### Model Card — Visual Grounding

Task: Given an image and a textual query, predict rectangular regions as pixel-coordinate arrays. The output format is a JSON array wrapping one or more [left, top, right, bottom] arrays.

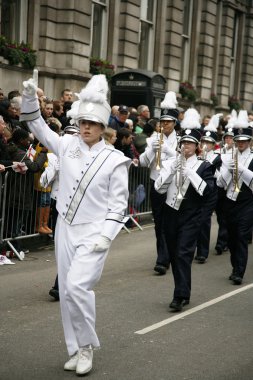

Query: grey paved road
[[0, 217, 253, 380]]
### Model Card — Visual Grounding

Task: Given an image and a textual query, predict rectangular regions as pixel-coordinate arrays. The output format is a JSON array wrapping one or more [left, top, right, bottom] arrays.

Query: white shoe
[[64, 352, 78, 371], [76, 346, 93, 375]]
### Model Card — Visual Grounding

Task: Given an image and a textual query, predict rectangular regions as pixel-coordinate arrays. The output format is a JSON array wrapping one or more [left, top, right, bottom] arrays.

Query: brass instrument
[[176, 144, 186, 200], [201, 143, 207, 160], [232, 145, 240, 193], [155, 127, 164, 171]]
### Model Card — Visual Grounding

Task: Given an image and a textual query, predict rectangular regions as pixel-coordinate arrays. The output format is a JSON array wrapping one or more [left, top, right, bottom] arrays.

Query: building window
[[181, 0, 193, 81], [0, 0, 28, 42], [139, 0, 156, 70], [91, 0, 108, 59]]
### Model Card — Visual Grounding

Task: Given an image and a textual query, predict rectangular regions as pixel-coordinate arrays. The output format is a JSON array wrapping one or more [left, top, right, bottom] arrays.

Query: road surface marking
[[135, 283, 253, 335]]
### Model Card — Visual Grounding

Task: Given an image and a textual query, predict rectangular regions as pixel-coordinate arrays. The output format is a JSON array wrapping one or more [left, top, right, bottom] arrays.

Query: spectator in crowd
[[200, 114, 211, 133], [41, 98, 54, 122], [60, 88, 73, 104], [133, 121, 155, 155], [103, 127, 117, 147], [6, 128, 48, 252], [109, 105, 129, 131], [125, 118, 134, 132], [175, 107, 184, 134], [108, 105, 119, 125], [8, 90, 21, 100], [114, 127, 136, 160], [0, 115, 14, 167], [135, 105, 150, 134], [147, 118, 160, 134]]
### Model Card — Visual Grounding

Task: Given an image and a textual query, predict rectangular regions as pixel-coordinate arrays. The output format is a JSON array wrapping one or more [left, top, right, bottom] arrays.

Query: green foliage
[[90, 57, 115, 81], [0, 35, 37, 69]]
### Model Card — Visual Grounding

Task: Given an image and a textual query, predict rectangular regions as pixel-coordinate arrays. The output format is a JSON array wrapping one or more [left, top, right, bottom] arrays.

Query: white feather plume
[[160, 91, 178, 109], [204, 113, 223, 132], [67, 100, 80, 124], [78, 74, 109, 104], [234, 110, 248, 129], [226, 109, 237, 129], [181, 108, 201, 130]]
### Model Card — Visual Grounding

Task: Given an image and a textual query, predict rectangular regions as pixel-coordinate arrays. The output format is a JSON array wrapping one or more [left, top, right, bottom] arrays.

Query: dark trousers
[[225, 199, 253, 277], [163, 204, 202, 300], [196, 191, 217, 258], [215, 196, 228, 251], [150, 180, 170, 267]]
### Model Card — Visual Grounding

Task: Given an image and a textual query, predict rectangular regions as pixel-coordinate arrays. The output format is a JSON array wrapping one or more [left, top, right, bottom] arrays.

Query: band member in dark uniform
[[217, 110, 253, 285], [155, 108, 214, 311], [195, 114, 222, 263], [215, 111, 236, 255], [140, 92, 178, 275]]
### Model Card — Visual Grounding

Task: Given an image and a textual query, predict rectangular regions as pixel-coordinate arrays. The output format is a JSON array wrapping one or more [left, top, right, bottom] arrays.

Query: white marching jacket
[[20, 94, 131, 240]]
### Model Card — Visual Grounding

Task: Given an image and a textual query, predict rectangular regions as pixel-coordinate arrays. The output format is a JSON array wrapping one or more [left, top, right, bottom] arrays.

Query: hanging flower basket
[[179, 81, 197, 102], [0, 35, 37, 69], [228, 95, 241, 111], [90, 57, 115, 81]]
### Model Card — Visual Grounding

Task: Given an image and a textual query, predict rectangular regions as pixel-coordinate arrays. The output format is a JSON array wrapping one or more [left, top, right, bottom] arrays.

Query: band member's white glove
[[23, 69, 38, 96], [93, 236, 111, 252], [224, 158, 235, 172], [171, 157, 181, 174], [161, 145, 176, 157], [237, 163, 245, 174], [151, 140, 160, 152]]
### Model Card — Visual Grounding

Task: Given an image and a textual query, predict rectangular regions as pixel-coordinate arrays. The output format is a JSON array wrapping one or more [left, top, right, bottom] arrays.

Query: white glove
[[237, 163, 244, 174], [161, 145, 176, 157], [152, 140, 160, 152], [171, 157, 181, 174], [23, 69, 38, 96], [93, 236, 111, 252], [182, 166, 194, 178], [224, 158, 235, 173]]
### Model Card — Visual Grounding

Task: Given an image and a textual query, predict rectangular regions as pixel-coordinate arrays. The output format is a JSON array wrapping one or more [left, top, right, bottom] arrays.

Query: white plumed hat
[[181, 108, 201, 130], [160, 91, 179, 121], [67, 74, 111, 128], [180, 108, 201, 143]]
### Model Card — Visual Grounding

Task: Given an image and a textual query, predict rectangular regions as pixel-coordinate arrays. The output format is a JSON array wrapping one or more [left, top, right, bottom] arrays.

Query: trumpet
[[155, 127, 164, 171], [176, 144, 186, 200], [232, 145, 240, 193]]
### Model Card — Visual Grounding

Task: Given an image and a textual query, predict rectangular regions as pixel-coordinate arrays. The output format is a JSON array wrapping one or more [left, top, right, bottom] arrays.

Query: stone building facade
[[0, 0, 252, 116]]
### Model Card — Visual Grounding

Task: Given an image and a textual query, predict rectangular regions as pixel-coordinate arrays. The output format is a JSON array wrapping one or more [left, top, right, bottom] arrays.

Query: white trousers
[[55, 216, 108, 356]]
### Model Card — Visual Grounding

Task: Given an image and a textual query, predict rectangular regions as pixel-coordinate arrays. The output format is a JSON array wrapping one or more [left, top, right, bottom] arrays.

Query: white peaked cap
[[204, 113, 223, 132], [160, 91, 178, 109], [234, 110, 248, 129], [68, 74, 111, 128], [181, 108, 201, 130], [226, 109, 237, 129]]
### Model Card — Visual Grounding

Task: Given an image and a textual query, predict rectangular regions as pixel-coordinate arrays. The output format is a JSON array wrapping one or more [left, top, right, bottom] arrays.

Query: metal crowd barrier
[[0, 165, 152, 260]]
